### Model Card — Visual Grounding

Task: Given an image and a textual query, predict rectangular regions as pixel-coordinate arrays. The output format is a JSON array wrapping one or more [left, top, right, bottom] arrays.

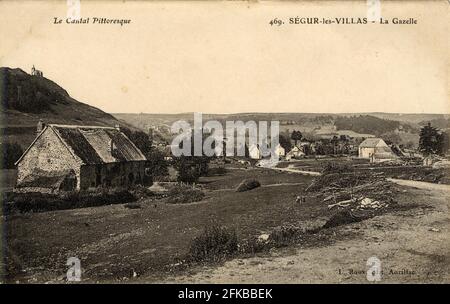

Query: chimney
[[114, 124, 120, 131], [36, 119, 45, 134]]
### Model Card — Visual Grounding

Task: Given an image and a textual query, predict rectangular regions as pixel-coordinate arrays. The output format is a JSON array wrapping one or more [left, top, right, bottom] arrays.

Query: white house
[[286, 146, 305, 160], [358, 138, 396, 162], [274, 144, 285, 158], [248, 144, 261, 159]]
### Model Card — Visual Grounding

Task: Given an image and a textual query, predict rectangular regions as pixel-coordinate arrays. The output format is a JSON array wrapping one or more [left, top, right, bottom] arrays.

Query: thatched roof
[[359, 138, 384, 148], [51, 125, 147, 164], [16, 124, 147, 166]]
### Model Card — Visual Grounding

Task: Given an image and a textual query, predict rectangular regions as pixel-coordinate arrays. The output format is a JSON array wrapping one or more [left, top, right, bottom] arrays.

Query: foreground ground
[[164, 181, 450, 283], [2, 161, 449, 283], [3, 167, 324, 282]]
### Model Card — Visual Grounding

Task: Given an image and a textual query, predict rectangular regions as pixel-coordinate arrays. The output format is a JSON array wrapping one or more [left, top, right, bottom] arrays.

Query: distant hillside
[[0, 67, 133, 149], [114, 112, 427, 147], [335, 115, 417, 134], [418, 118, 450, 130], [355, 112, 450, 124], [114, 112, 450, 127]]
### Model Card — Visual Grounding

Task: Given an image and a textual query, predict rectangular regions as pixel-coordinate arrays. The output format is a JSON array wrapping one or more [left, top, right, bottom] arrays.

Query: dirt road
[[387, 178, 450, 192], [272, 166, 321, 176], [163, 184, 450, 283]]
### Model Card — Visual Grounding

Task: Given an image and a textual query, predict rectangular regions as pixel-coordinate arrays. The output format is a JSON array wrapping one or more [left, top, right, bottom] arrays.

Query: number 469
[[269, 18, 283, 26]]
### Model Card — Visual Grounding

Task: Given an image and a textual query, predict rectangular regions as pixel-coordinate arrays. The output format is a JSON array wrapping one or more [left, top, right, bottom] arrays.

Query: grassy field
[[2, 159, 440, 283], [3, 167, 335, 283]]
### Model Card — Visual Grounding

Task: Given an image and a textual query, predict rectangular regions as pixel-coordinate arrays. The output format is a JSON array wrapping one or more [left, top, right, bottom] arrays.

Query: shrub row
[[3, 187, 140, 214], [166, 184, 205, 204], [188, 223, 320, 263]]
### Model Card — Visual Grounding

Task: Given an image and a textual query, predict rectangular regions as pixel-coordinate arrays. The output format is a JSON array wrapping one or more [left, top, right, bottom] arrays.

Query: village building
[[248, 144, 261, 159], [31, 65, 43, 77], [358, 138, 397, 162], [274, 143, 285, 158], [14, 122, 149, 193], [286, 146, 305, 160]]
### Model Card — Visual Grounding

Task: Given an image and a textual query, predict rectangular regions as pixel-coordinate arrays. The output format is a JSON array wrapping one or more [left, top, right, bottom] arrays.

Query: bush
[[306, 172, 369, 193], [189, 225, 238, 262], [130, 185, 155, 199], [323, 209, 368, 228], [238, 237, 267, 255], [321, 161, 353, 174], [4, 187, 138, 214], [166, 184, 205, 204], [207, 167, 227, 176], [178, 166, 201, 184], [236, 179, 261, 192], [124, 203, 141, 209], [269, 225, 303, 247], [173, 156, 210, 184], [145, 149, 169, 180], [173, 157, 201, 184]]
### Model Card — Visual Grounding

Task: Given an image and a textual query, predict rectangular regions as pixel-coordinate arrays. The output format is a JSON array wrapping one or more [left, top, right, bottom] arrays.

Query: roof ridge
[[49, 124, 117, 130]]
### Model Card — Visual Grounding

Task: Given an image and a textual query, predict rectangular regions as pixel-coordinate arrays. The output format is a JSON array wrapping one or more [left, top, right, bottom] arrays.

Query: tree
[[122, 127, 169, 182], [291, 130, 303, 146], [419, 123, 440, 155], [145, 149, 169, 180], [122, 128, 153, 156], [331, 136, 339, 155], [172, 131, 211, 184], [279, 134, 292, 153], [172, 155, 209, 184], [173, 156, 200, 184], [405, 141, 416, 150], [1, 142, 23, 169], [437, 131, 450, 156], [382, 131, 402, 146], [339, 135, 349, 142]]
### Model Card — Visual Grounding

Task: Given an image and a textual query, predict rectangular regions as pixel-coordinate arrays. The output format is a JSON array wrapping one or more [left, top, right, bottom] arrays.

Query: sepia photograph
[[0, 0, 449, 294]]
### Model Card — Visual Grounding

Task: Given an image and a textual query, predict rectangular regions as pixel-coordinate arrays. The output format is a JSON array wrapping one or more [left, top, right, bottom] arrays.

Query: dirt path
[[387, 178, 450, 192], [271, 167, 450, 192], [272, 166, 321, 176], [163, 185, 450, 283]]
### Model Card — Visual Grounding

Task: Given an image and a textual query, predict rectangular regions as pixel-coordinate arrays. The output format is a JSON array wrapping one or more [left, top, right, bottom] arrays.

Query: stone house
[[248, 144, 261, 159], [274, 143, 285, 158], [358, 138, 396, 162], [286, 146, 305, 160], [15, 122, 149, 193]]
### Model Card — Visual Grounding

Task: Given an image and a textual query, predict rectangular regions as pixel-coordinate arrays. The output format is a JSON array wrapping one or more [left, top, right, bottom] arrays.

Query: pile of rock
[[354, 197, 388, 211], [328, 197, 389, 211]]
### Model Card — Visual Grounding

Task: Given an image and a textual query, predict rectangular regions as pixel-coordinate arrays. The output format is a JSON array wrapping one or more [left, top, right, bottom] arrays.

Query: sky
[[0, 1, 448, 114]]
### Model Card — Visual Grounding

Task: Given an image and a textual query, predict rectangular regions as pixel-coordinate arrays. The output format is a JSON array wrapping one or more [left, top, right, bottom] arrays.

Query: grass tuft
[[189, 224, 238, 262]]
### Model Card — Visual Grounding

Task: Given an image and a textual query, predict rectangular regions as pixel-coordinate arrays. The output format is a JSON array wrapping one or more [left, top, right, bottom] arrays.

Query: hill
[[114, 112, 427, 147], [0, 67, 134, 149]]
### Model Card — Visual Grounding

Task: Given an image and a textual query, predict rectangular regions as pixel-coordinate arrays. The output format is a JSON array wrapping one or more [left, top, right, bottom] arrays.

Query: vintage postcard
[[0, 0, 449, 291]]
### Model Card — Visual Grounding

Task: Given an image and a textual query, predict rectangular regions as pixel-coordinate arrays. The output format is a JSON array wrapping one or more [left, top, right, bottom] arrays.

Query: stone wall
[[359, 147, 375, 158], [79, 161, 149, 190], [16, 127, 82, 187], [16, 127, 150, 191]]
